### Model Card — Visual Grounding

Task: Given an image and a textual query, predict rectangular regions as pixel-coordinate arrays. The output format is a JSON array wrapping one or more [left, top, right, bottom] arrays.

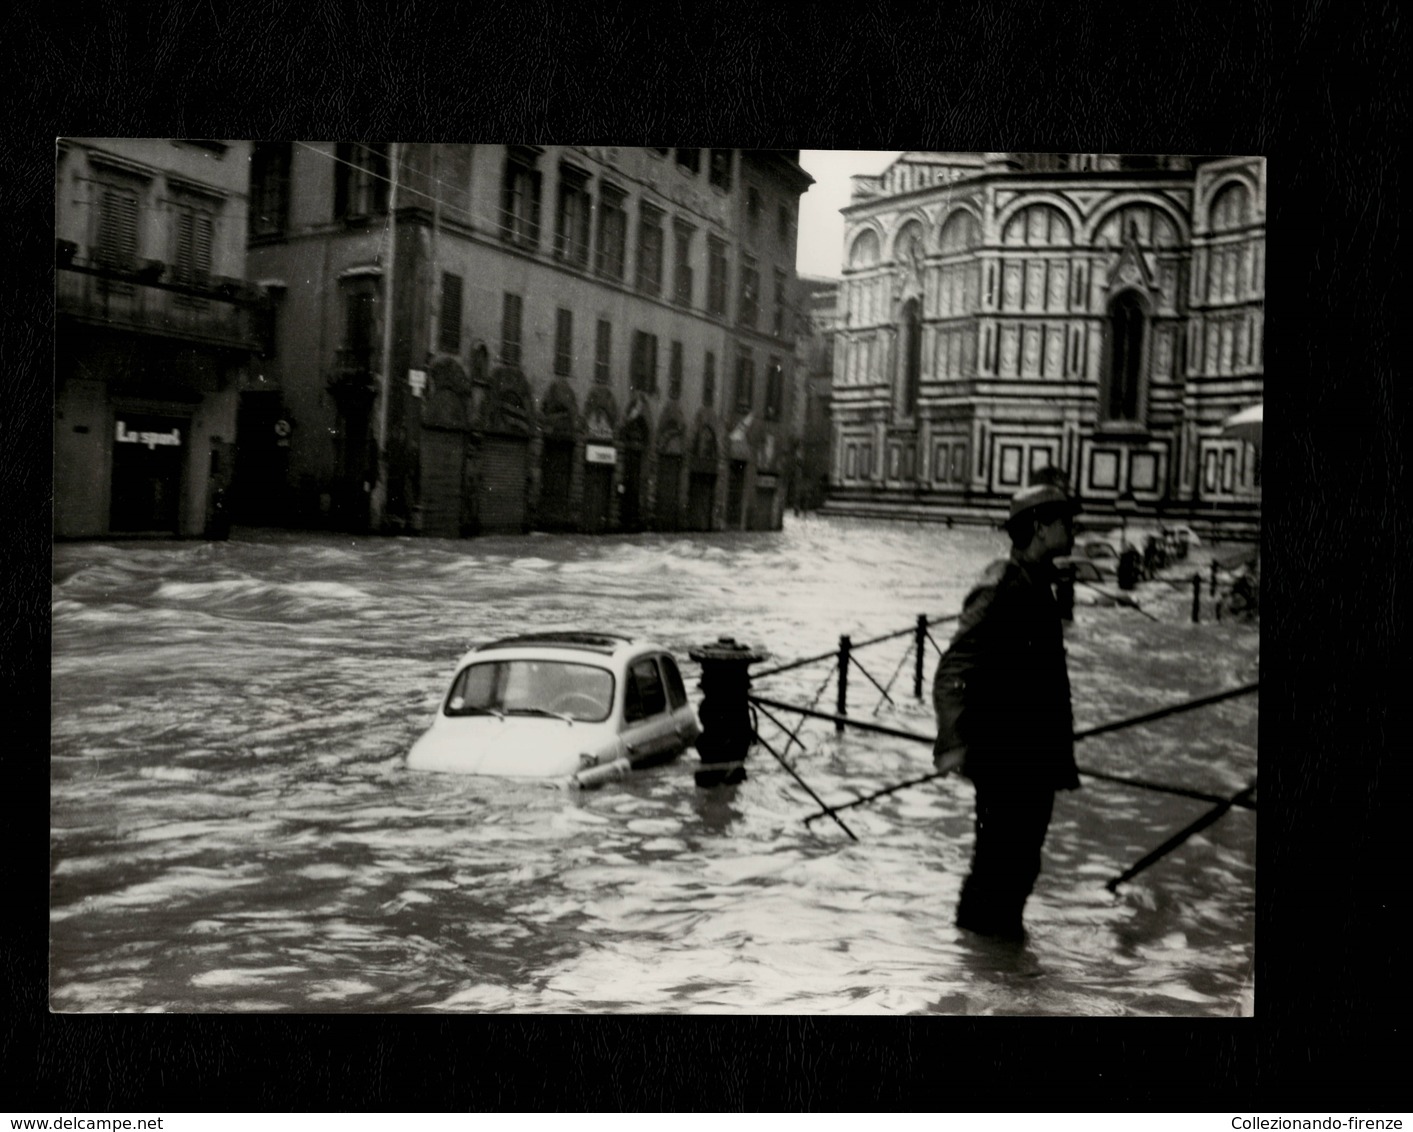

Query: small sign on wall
[[585, 444, 616, 465]]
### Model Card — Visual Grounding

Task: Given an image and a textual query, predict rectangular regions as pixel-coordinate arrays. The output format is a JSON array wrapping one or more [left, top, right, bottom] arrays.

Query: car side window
[[624, 657, 668, 723], [660, 654, 688, 710]]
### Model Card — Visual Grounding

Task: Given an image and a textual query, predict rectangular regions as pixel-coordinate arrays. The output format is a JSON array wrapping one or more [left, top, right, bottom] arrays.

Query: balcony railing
[[56, 257, 264, 351]]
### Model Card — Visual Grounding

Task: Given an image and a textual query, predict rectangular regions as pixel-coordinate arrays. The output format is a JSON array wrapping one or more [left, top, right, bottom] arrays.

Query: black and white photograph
[[49, 143, 1264, 1016]]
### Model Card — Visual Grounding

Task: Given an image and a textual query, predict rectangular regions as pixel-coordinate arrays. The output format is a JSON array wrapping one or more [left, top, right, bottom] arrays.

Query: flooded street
[[50, 515, 1258, 1015]]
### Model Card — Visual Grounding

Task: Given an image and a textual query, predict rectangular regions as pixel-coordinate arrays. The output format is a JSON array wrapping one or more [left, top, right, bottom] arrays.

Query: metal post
[[689, 637, 768, 788], [370, 140, 400, 532], [914, 615, 927, 700], [1192, 573, 1201, 623], [836, 634, 851, 733]]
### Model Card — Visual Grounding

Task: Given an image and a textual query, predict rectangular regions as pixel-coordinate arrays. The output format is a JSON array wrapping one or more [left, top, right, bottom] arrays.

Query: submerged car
[[406, 632, 701, 786]]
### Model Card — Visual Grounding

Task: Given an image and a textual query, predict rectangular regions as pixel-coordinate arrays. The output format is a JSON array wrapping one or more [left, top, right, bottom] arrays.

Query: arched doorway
[[537, 381, 578, 531], [687, 425, 718, 531], [655, 417, 686, 531], [620, 415, 650, 532], [475, 367, 532, 534]]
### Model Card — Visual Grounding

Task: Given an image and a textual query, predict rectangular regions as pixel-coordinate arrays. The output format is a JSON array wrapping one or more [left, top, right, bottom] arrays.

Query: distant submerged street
[[51, 514, 1258, 1015]]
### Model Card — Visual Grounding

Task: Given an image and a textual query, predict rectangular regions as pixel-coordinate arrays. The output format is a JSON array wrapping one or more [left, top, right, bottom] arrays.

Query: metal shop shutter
[[478, 436, 528, 534], [420, 428, 465, 538]]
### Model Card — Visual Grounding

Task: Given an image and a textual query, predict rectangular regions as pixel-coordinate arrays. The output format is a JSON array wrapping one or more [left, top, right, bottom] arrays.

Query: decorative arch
[[1000, 202, 1074, 247], [539, 378, 579, 440], [691, 420, 719, 471], [656, 403, 688, 454], [475, 366, 533, 435], [995, 195, 1081, 245], [937, 207, 982, 255], [583, 384, 619, 441], [847, 226, 882, 270], [424, 357, 472, 430], [887, 213, 929, 262], [1199, 172, 1261, 231], [1084, 194, 1190, 246], [1208, 179, 1254, 232]]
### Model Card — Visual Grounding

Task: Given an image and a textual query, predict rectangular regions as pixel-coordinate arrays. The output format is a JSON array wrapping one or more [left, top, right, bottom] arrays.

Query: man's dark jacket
[[933, 556, 1081, 791]]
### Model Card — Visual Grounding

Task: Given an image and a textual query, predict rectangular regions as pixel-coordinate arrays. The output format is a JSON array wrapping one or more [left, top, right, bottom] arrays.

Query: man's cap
[[1007, 483, 1079, 523]]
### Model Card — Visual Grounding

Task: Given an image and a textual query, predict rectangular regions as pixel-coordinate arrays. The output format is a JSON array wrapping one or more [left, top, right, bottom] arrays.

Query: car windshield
[[444, 659, 615, 723]]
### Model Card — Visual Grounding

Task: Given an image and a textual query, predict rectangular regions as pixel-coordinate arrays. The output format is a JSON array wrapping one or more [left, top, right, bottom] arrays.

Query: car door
[[620, 654, 681, 765]]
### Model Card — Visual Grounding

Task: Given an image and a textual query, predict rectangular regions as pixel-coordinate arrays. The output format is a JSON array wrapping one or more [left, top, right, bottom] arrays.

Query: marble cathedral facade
[[823, 152, 1265, 537]]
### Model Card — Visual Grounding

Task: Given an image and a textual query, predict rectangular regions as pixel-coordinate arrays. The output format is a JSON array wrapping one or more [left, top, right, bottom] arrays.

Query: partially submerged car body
[[406, 632, 700, 785]]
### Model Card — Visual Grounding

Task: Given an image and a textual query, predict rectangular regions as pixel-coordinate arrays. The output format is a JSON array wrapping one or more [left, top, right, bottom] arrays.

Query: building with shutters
[[54, 139, 264, 539], [822, 152, 1265, 538], [241, 144, 813, 536]]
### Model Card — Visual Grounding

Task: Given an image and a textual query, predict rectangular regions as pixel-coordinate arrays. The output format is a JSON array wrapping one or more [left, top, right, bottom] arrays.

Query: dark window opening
[[501, 291, 523, 368], [706, 235, 728, 317], [499, 147, 542, 249], [594, 319, 612, 383], [1105, 292, 1145, 421], [901, 297, 922, 416], [554, 307, 573, 377], [630, 330, 659, 394], [675, 148, 701, 173], [709, 149, 733, 191], [334, 143, 389, 221], [249, 142, 291, 240], [703, 351, 716, 405], [669, 340, 684, 400], [764, 359, 783, 421], [596, 184, 627, 281], [636, 204, 664, 295], [438, 273, 463, 354], [673, 220, 695, 306], [555, 165, 592, 268], [735, 349, 754, 413], [738, 255, 759, 329]]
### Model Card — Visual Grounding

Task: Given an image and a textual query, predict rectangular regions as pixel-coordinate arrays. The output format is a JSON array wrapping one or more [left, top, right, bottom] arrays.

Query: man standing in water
[[933, 482, 1082, 941]]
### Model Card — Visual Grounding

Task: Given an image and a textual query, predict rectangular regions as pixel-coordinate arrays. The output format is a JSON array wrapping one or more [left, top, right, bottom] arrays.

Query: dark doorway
[[110, 412, 187, 533], [583, 462, 614, 533], [726, 460, 748, 528], [655, 454, 682, 530], [233, 391, 290, 525], [538, 439, 575, 530]]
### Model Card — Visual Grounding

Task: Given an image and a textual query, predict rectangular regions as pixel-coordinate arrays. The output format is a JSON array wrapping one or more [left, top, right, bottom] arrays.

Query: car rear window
[[444, 659, 614, 723]]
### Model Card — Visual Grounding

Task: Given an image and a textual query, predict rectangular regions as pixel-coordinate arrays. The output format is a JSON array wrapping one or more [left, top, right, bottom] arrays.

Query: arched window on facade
[[1104, 290, 1146, 422], [1209, 181, 1251, 232], [848, 228, 880, 270]]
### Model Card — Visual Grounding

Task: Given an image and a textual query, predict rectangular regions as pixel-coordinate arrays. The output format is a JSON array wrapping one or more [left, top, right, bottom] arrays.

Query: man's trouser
[[956, 781, 1055, 940]]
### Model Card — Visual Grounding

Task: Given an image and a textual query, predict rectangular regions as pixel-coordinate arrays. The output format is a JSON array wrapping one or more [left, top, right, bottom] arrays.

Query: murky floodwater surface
[[51, 517, 1257, 1014]]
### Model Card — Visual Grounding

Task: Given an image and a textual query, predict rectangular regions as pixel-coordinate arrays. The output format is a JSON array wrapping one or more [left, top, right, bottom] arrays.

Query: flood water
[[50, 515, 1258, 1015]]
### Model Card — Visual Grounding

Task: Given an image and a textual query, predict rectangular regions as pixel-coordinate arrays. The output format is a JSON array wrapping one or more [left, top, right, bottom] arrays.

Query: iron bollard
[[836, 634, 851, 733], [690, 637, 768, 788], [1192, 573, 1202, 623], [914, 615, 927, 700]]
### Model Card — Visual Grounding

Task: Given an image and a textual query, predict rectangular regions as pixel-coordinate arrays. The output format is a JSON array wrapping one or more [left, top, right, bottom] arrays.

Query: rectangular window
[[439, 272, 463, 354], [636, 203, 664, 295], [709, 149, 733, 191], [499, 146, 542, 249], [669, 340, 684, 399], [172, 201, 214, 286], [746, 186, 762, 234], [343, 288, 376, 371], [777, 202, 793, 245], [763, 358, 783, 421], [334, 143, 389, 220], [594, 319, 612, 383], [673, 219, 695, 306], [738, 254, 759, 329], [706, 235, 728, 317], [675, 148, 701, 174], [500, 291, 523, 367], [630, 330, 659, 393], [735, 348, 754, 413], [554, 307, 573, 377], [703, 351, 716, 405], [555, 164, 591, 268], [596, 184, 627, 280], [249, 142, 291, 240], [773, 268, 788, 337], [95, 184, 140, 269]]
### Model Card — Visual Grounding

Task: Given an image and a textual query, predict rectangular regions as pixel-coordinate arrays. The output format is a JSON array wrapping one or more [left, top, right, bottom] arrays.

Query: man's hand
[[933, 745, 966, 774]]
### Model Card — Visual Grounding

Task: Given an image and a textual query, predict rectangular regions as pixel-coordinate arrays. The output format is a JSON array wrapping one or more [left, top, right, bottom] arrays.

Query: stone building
[[54, 139, 263, 539], [242, 144, 812, 536], [795, 274, 840, 511], [822, 152, 1265, 537]]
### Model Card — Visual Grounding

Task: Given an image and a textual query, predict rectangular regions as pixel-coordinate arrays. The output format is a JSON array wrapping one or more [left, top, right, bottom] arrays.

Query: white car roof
[[452, 632, 661, 671]]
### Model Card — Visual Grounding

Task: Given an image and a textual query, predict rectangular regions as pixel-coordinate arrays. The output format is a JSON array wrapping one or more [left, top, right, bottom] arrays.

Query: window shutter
[[100, 187, 139, 268]]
